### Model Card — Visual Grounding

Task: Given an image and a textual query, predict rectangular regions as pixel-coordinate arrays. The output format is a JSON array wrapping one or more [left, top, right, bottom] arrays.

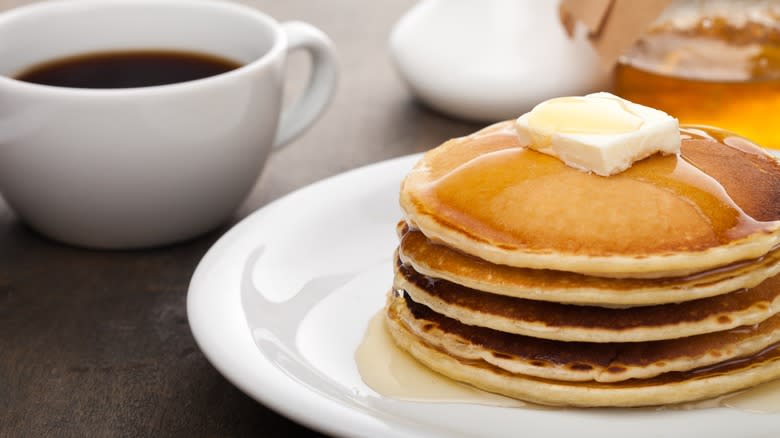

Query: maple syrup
[[616, 15, 780, 150], [419, 123, 770, 255]]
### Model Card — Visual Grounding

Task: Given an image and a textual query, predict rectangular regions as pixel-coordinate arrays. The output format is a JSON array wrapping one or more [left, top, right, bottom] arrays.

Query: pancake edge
[[396, 267, 780, 342], [385, 300, 780, 407]]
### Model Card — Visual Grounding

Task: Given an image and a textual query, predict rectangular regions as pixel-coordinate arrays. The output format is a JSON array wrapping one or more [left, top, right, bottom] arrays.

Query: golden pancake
[[386, 300, 780, 407], [387, 292, 780, 383], [400, 124, 780, 278], [395, 259, 780, 342], [398, 226, 780, 306]]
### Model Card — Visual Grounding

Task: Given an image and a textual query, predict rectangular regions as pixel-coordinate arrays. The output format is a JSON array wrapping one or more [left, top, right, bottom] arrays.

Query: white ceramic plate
[[187, 153, 780, 438]]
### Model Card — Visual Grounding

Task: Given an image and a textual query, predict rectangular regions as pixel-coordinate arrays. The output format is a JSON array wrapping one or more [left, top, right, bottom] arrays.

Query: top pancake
[[400, 123, 780, 278]]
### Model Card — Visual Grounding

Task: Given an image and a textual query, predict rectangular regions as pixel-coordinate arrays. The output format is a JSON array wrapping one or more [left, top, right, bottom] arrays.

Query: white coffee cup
[[0, 0, 338, 248]]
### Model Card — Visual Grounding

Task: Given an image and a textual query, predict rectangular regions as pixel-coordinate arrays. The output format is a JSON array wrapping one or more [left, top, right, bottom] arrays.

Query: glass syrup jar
[[615, 0, 780, 150]]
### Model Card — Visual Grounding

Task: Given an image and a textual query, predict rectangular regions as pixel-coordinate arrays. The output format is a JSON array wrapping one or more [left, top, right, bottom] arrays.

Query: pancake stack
[[385, 121, 780, 407]]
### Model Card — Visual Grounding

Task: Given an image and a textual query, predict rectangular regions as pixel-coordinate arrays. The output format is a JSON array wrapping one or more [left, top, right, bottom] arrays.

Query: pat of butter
[[515, 92, 680, 176]]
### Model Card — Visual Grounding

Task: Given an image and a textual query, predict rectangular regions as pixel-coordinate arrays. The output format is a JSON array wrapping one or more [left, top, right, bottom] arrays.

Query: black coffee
[[15, 50, 242, 89]]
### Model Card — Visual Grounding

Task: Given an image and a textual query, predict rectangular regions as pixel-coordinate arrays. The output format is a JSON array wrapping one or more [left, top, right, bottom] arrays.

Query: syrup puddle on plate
[[356, 311, 780, 413], [355, 312, 528, 408]]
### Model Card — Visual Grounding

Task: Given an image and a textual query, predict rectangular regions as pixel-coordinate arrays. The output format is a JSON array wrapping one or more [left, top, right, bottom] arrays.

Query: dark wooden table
[[0, 1, 485, 436]]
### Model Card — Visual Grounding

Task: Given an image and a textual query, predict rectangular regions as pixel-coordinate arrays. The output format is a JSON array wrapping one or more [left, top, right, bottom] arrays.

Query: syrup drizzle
[[418, 123, 774, 254], [355, 312, 526, 407]]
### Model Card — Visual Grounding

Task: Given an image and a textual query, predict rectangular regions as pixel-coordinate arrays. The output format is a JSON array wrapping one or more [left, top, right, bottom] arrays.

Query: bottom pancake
[[385, 293, 780, 407], [391, 291, 780, 382]]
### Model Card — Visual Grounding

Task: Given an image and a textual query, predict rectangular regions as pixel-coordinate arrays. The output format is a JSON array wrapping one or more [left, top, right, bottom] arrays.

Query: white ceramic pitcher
[[390, 0, 610, 122]]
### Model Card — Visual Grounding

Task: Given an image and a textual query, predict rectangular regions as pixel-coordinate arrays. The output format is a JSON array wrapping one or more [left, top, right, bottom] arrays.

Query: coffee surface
[[15, 50, 242, 88]]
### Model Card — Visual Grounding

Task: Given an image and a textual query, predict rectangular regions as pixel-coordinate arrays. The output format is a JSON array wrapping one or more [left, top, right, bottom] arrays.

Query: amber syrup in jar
[[615, 2, 780, 150]]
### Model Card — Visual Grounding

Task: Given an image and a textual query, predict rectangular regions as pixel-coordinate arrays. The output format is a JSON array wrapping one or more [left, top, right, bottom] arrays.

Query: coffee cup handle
[[273, 22, 338, 149]]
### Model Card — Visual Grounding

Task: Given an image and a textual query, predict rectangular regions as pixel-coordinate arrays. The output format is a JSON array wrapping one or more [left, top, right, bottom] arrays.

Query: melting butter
[[515, 92, 680, 176], [528, 96, 643, 136]]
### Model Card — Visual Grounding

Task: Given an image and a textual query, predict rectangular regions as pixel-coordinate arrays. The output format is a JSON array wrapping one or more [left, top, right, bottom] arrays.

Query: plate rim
[[187, 154, 429, 438]]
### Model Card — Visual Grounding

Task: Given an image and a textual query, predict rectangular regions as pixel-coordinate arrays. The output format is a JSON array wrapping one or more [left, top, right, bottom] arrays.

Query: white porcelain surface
[[389, 0, 610, 122], [187, 154, 780, 438], [0, 0, 337, 248]]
